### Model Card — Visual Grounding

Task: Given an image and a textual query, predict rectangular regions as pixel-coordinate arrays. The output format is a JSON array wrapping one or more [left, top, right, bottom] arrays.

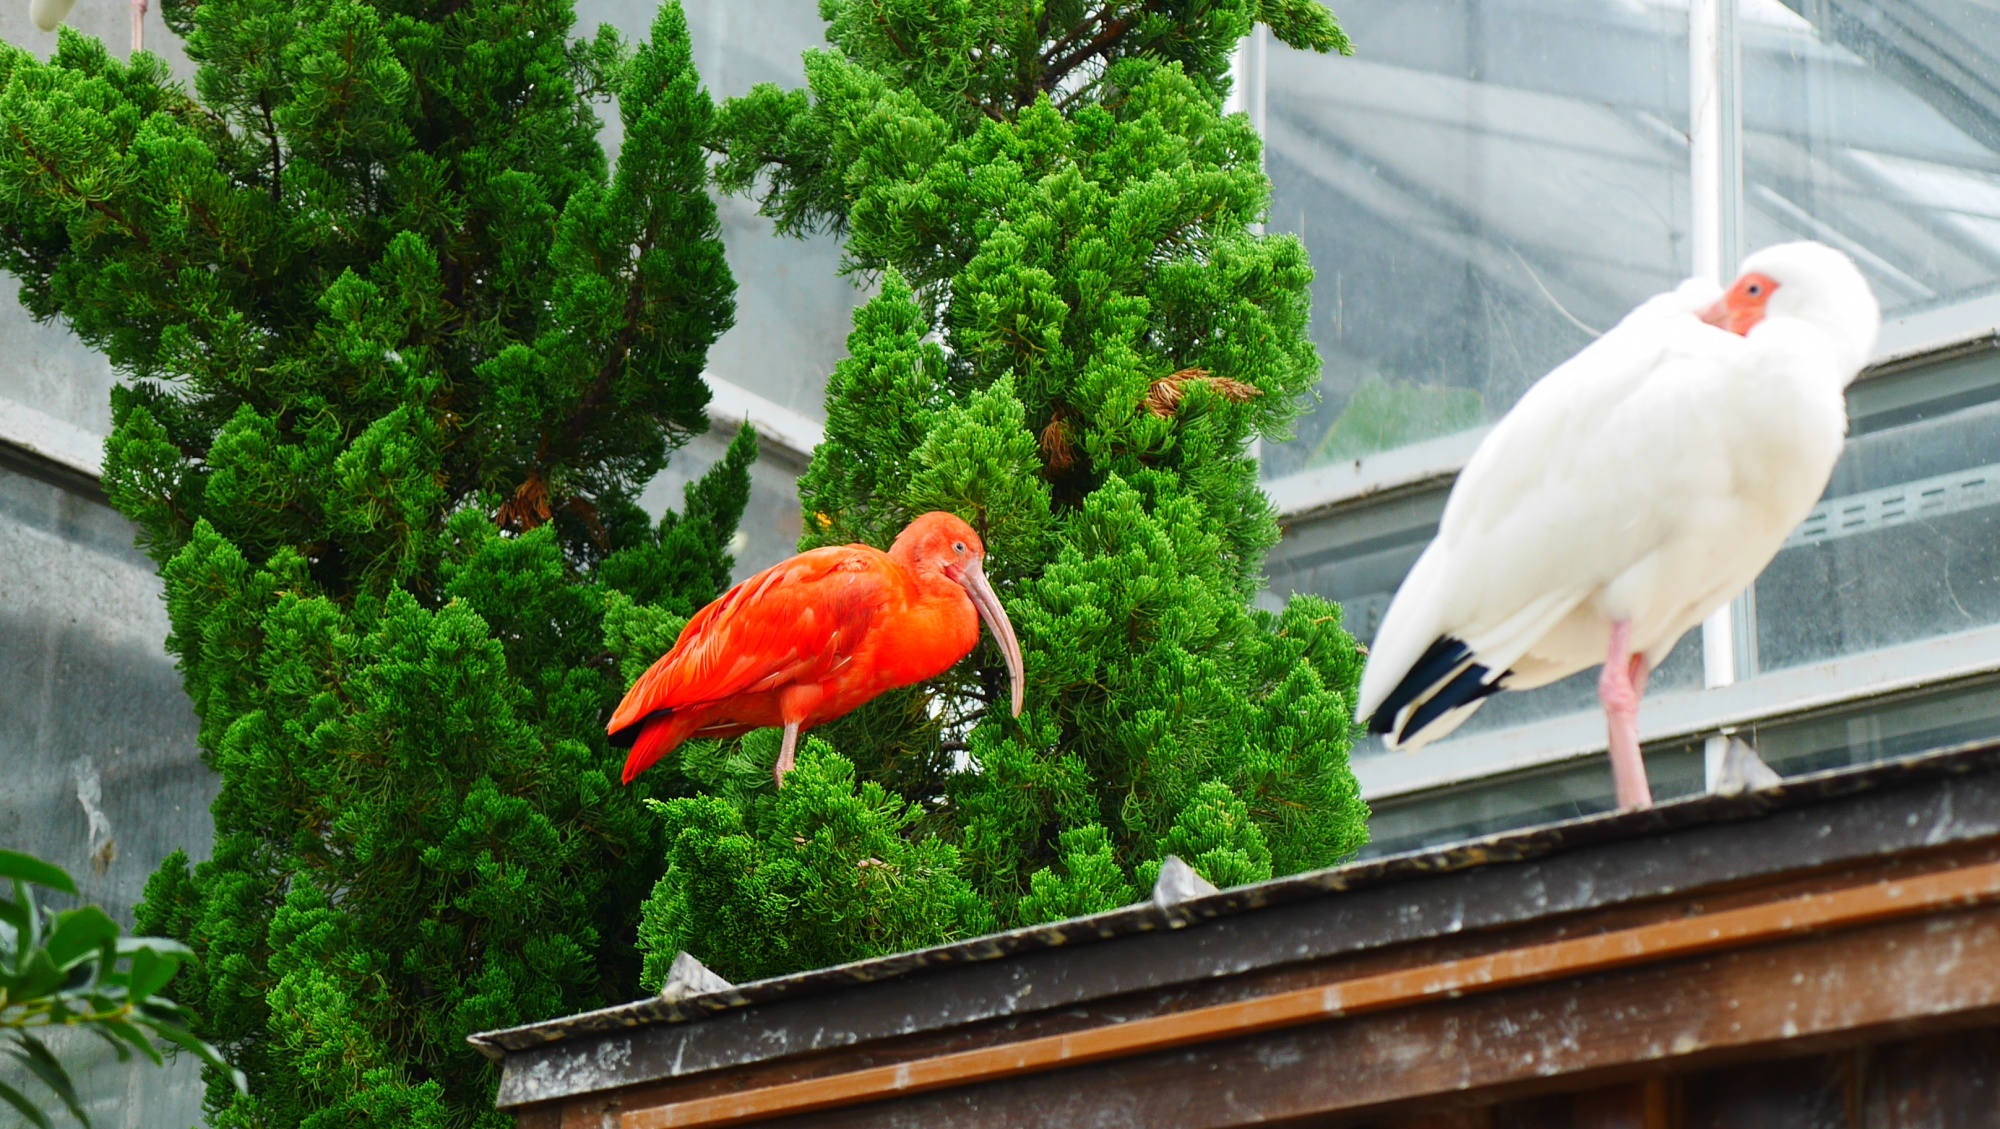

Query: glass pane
[[1755, 346, 2000, 669], [1748, 0, 2000, 331], [1260, 0, 1693, 478], [1365, 672, 2000, 858], [1360, 743, 1706, 858]]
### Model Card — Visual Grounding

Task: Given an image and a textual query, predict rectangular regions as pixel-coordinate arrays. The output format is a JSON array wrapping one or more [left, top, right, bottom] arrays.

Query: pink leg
[[772, 684, 823, 788], [773, 721, 799, 788], [1598, 621, 1654, 811]]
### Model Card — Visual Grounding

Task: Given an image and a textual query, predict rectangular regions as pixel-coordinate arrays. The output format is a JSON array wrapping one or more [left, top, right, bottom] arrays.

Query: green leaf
[[97, 1019, 164, 1067], [0, 893, 29, 937], [15, 950, 67, 999], [8, 1033, 89, 1129], [0, 852, 76, 896], [0, 1077, 54, 1129], [113, 936, 193, 961], [44, 907, 119, 970], [124, 946, 182, 1001], [145, 1022, 248, 1094]]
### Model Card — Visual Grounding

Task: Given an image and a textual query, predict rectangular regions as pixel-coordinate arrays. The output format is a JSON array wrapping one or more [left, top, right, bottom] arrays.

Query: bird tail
[[1365, 636, 1506, 750], [613, 711, 705, 785]]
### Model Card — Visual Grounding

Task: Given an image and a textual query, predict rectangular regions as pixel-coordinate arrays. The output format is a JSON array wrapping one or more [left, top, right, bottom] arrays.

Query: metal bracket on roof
[[658, 951, 735, 1004], [1151, 855, 1220, 908]]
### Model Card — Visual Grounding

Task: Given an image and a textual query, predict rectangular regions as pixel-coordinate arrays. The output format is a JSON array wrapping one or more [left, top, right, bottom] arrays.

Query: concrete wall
[[0, 469, 211, 1122]]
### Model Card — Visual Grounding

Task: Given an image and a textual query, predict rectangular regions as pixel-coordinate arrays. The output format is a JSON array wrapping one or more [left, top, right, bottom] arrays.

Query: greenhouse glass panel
[[1259, 0, 1695, 479], [1755, 345, 2000, 670], [1746, 0, 2000, 329], [1744, 0, 2000, 670]]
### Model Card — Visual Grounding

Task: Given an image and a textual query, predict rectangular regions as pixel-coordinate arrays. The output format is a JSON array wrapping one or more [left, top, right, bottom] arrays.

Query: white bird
[[29, 0, 78, 32], [1355, 241, 1881, 811], [29, 0, 146, 52]]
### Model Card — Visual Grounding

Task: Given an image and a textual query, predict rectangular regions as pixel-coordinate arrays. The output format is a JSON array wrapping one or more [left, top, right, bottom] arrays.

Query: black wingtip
[[1368, 636, 1473, 735], [606, 708, 671, 749], [1397, 662, 1503, 744], [1366, 635, 1506, 744]]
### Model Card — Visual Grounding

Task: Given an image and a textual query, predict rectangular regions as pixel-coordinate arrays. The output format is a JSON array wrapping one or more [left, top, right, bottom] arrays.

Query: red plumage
[[607, 512, 1025, 786]]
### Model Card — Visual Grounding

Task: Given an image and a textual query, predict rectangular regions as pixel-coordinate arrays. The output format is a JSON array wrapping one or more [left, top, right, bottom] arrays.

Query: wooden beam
[[620, 859, 2000, 1129]]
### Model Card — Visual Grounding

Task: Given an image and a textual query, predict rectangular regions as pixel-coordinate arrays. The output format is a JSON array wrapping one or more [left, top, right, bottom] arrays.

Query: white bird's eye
[[953, 541, 967, 554]]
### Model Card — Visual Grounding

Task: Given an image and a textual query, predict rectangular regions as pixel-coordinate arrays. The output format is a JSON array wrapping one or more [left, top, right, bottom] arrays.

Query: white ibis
[[1355, 241, 1881, 811]]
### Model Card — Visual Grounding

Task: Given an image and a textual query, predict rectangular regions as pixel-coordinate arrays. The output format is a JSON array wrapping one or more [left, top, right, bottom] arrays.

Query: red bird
[[607, 512, 1026, 787]]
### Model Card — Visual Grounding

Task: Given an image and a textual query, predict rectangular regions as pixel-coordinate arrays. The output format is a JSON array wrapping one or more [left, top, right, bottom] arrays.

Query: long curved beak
[[959, 557, 1025, 717]]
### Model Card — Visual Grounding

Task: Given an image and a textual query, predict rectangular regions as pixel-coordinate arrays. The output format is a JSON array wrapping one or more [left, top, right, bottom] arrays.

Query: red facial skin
[[1698, 271, 1780, 336]]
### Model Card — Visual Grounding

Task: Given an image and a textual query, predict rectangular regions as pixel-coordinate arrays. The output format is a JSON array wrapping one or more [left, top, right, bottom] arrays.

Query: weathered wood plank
[[496, 764, 2000, 1109], [615, 861, 2000, 1129], [705, 905, 2000, 1129]]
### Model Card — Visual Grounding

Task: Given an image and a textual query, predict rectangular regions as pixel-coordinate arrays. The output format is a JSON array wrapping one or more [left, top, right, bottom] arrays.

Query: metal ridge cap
[[0, 395, 104, 480], [700, 373, 824, 463], [1264, 426, 1487, 523], [1861, 325, 2000, 379], [467, 737, 2000, 1058]]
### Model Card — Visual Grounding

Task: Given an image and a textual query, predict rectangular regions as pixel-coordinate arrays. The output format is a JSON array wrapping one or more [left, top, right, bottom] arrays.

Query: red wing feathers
[[608, 545, 901, 734]]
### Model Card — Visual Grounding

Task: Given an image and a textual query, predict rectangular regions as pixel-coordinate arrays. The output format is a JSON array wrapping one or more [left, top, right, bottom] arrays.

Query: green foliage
[[1, 1, 745, 1124], [637, 744, 995, 986], [0, 850, 242, 1129], [642, 0, 1370, 979]]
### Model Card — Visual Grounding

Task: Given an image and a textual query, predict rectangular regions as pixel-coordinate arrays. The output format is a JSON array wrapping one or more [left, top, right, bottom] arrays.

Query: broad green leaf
[[125, 947, 182, 1001], [16, 950, 67, 999], [45, 906, 118, 970], [114, 936, 193, 960], [8, 1033, 89, 1129], [98, 1019, 164, 1066], [0, 852, 76, 896], [0, 1077, 54, 1129], [0, 893, 29, 936], [146, 1023, 249, 1093]]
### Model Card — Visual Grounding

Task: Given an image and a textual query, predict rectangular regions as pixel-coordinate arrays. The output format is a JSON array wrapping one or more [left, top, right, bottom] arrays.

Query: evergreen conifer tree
[[0, 0, 743, 1122], [636, 0, 1371, 986]]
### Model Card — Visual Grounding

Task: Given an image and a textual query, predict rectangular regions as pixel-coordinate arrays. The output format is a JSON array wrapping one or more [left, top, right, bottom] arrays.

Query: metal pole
[[1233, 26, 1270, 465], [1692, 0, 1749, 787]]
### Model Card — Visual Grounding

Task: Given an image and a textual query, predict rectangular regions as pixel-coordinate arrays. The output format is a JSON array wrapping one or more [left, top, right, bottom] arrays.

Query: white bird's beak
[[958, 557, 1025, 718], [31, 0, 78, 32]]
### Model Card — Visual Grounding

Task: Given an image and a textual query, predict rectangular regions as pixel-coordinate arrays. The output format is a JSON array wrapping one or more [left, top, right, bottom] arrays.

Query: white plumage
[[1355, 241, 1881, 809]]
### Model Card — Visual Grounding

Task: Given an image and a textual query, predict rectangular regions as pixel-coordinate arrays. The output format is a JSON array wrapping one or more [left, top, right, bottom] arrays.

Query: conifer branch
[[258, 93, 283, 203], [1035, 0, 1168, 97]]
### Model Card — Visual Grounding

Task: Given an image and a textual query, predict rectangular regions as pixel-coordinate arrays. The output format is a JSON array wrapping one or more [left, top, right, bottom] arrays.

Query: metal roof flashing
[[470, 738, 2000, 1110]]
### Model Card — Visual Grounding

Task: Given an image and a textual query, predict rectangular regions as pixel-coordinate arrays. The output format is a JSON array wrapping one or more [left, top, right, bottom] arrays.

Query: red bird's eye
[[953, 541, 966, 554], [1746, 283, 1763, 297]]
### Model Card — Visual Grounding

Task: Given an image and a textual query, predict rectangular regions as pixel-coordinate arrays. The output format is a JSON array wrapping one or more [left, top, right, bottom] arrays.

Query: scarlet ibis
[[608, 512, 1026, 787], [1356, 241, 1880, 811]]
